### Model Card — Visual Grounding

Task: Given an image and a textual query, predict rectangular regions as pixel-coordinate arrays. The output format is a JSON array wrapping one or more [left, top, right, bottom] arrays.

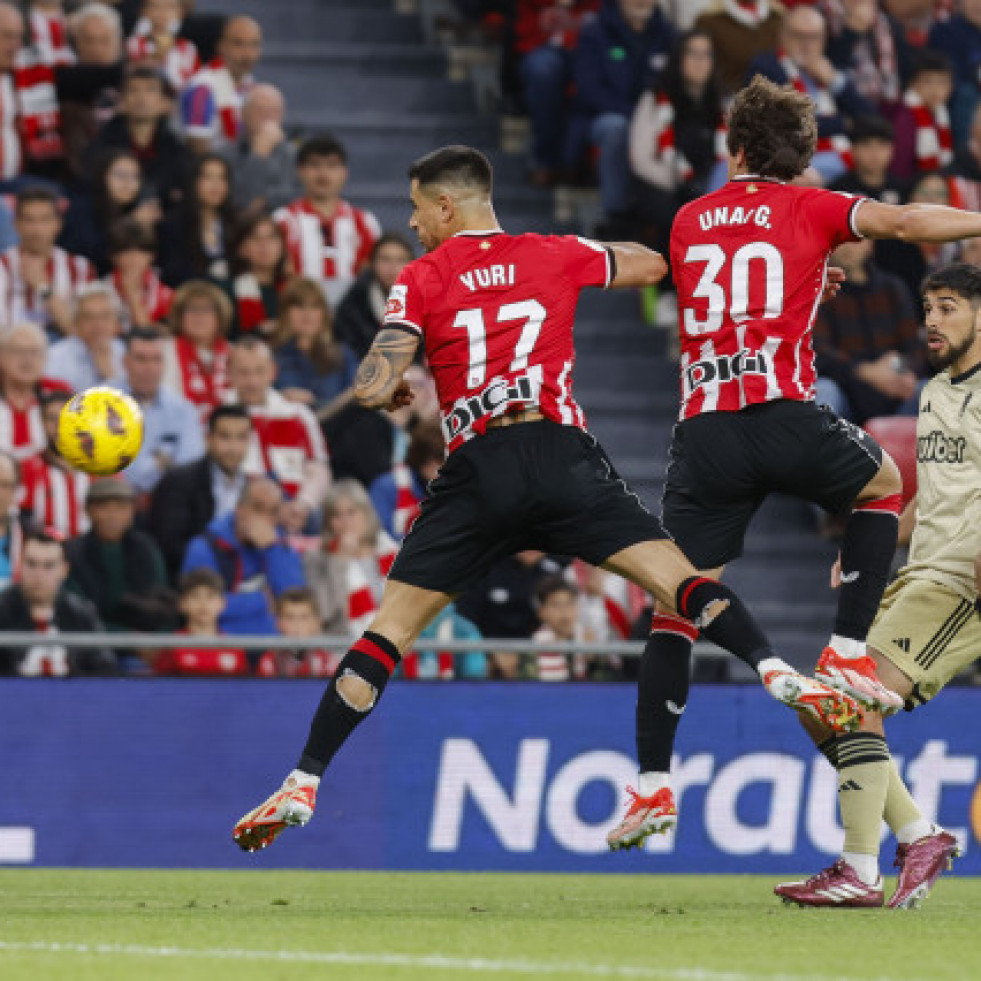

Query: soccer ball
[[56, 386, 145, 476]]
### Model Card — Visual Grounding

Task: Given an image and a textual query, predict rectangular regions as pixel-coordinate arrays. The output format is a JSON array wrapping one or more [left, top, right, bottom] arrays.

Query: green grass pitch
[[0, 869, 977, 980]]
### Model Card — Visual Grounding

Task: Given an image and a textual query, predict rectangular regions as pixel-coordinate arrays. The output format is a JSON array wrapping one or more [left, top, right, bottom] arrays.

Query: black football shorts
[[389, 420, 668, 594], [661, 399, 883, 569]]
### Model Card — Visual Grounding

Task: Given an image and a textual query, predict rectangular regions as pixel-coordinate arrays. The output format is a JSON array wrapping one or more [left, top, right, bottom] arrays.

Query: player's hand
[[830, 554, 841, 589], [386, 380, 415, 412], [822, 266, 845, 303]]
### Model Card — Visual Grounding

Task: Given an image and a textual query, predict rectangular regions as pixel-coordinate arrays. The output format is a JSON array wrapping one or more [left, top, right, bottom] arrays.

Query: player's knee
[[864, 452, 903, 500], [336, 670, 378, 712]]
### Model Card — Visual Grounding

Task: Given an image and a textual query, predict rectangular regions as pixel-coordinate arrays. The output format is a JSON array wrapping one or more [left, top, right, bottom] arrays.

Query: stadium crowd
[[0, 0, 977, 680]]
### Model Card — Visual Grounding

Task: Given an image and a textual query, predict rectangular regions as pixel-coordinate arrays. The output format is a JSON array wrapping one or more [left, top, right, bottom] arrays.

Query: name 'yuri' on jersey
[[670, 178, 863, 421], [383, 232, 614, 452]]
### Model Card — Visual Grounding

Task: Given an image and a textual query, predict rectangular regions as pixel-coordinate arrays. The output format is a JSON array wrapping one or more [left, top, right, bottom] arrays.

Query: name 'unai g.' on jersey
[[903, 365, 981, 601], [671, 177, 865, 420], [383, 231, 613, 451]]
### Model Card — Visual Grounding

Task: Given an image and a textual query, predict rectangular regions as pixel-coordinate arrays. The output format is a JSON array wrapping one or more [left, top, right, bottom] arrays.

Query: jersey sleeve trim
[[604, 247, 616, 289], [848, 197, 867, 240], [381, 320, 422, 337]]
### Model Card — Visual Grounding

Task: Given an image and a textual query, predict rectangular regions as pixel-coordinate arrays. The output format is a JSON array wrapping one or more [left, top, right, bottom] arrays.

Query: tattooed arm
[[353, 327, 421, 410]]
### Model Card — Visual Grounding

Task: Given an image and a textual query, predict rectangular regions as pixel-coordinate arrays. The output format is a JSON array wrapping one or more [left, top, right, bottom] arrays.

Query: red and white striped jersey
[[181, 58, 251, 143], [0, 53, 63, 179], [671, 177, 864, 420], [275, 198, 380, 302], [19, 454, 90, 538], [0, 396, 46, 460], [384, 231, 613, 452], [0, 247, 95, 326], [162, 336, 231, 422], [106, 269, 174, 331], [29, 9, 75, 67], [126, 32, 200, 92], [236, 389, 327, 499]]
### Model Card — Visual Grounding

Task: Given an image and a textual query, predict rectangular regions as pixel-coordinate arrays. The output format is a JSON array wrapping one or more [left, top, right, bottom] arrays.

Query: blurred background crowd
[[0, 0, 975, 683]]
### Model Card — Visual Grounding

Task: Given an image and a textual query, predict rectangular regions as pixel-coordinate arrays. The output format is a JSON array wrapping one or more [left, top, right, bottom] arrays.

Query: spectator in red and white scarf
[[161, 278, 233, 421], [19, 389, 90, 539], [255, 586, 341, 678], [105, 217, 173, 331], [0, 2, 64, 181], [0, 186, 94, 337], [0, 323, 53, 462], [821, 0, 910, 110], [369, 418, 444, 542], [221, 208, 288, 339], [29, 1, 74, 68], [630, 30, 725, 250], [303, 479, 398, 639], [127, 0, 199, 94], [888, 50, 954, 182], [180, 15, 260, 153], [275, 133, 381, 309]]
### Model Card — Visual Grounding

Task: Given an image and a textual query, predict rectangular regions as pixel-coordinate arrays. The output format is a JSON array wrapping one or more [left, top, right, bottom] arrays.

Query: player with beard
[[776, 263, 981, 909], [231, 144, 864, 853]]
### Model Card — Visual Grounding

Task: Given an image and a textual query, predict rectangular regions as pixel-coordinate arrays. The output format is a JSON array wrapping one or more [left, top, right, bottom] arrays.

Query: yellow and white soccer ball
[[56, 386, 145, 476]]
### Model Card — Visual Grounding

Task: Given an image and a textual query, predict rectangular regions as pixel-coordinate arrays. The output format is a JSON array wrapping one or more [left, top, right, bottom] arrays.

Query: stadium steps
[[231, 0, 835, 665]]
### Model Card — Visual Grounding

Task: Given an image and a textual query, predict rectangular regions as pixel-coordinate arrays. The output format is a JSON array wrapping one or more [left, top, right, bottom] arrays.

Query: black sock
[[637, 613, 697, 773], [676, 577, 774, 671], [296, 631, 401, 776], [834, 495, 901, 640]]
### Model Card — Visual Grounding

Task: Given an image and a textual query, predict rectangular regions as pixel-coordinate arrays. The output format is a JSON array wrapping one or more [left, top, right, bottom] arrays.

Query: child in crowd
[[154, 568, 247, 675], [106, 218, 173, 331], [890, 51, 955, 181], [532, 576, 595, 682], [255, 587, 340, 678], [127, 0, 200, 93]]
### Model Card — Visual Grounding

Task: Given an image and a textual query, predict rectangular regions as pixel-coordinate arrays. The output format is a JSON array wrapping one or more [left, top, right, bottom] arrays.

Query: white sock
[[897, 818, 935, 845], [638, 771, 671, 797], [842, 851, 880, 886], [830, 634, 866, 660], [286, 768, 321, 789], [757, 656, 794, 679]]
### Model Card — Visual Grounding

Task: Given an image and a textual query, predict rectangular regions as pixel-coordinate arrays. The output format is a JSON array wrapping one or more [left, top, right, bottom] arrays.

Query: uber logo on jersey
[[685, 349, 770, 392], [917, 430, 967, 464]]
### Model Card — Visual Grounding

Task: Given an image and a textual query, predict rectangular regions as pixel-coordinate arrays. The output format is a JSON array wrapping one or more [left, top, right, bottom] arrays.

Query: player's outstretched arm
[[606, 242, 668, 289], [855, 199, 981, 244], [353, 327, 421, 411]]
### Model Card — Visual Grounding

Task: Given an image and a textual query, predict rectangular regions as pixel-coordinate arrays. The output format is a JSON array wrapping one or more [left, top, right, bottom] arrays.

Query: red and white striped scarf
[[0, 246, 94, 324], [391, 463, 422, 538], [820, 0, 899, 105], [905, 89, 953, 172], [0, 50, 63, 178], [0, 396, 46, 460], [255, 646, 342, 678], [232, 273, 270, 333], [652, 91, 727, 183], [724, 0, 771, 28], [18, 453, 90, 538], [173, 335, 230, 417], [126, 32, 200, 92], [339, 532, 398, 635], [779, 54, 852, 168], [29, 9, 75, 68], [108, 268, 174, 330]]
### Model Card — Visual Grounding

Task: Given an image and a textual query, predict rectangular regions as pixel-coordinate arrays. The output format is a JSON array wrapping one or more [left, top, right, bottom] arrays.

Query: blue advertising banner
[[0, 680, 978, 873]]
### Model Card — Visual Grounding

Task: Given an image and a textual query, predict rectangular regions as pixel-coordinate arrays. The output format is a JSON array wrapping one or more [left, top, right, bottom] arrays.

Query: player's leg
[[233, 582, 451, 852]]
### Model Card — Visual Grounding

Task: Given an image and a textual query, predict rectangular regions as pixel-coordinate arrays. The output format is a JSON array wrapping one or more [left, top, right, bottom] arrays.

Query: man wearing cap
[[65, 477, 171, 634]]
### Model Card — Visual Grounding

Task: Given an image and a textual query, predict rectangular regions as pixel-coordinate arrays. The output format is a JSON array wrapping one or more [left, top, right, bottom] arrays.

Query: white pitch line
[[0, 940, 917, 981]]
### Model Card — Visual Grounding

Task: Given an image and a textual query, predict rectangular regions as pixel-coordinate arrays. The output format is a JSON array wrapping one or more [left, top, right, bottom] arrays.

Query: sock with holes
[[636, 613, 698, 773], [834, 494, 902, 644], [836, 732, 890, 873], [883, 758, 928, 840], [675, 576, 775, 671], [296, 631, 401, 777]]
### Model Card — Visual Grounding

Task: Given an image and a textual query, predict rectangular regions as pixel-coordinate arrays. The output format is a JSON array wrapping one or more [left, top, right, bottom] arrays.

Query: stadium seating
[[865, 415, 918, 505]]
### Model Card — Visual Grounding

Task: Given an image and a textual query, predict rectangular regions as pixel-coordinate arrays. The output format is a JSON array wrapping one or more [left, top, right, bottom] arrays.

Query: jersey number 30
[[683, 242, 784, 336], [452, 299, 546, 389]]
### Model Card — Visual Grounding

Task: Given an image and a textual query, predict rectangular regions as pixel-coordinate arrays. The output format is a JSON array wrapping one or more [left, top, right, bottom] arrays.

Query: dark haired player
[[233, 145, 861, 852], [777, 263, 981, 909], [610, 76, 981, 861]]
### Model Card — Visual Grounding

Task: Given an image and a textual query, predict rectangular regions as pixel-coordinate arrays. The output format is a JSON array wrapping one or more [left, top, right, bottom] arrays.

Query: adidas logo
[[922, 402, 931, 414], [838, 779, 862, 792], [893, 637, 911, 653]]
